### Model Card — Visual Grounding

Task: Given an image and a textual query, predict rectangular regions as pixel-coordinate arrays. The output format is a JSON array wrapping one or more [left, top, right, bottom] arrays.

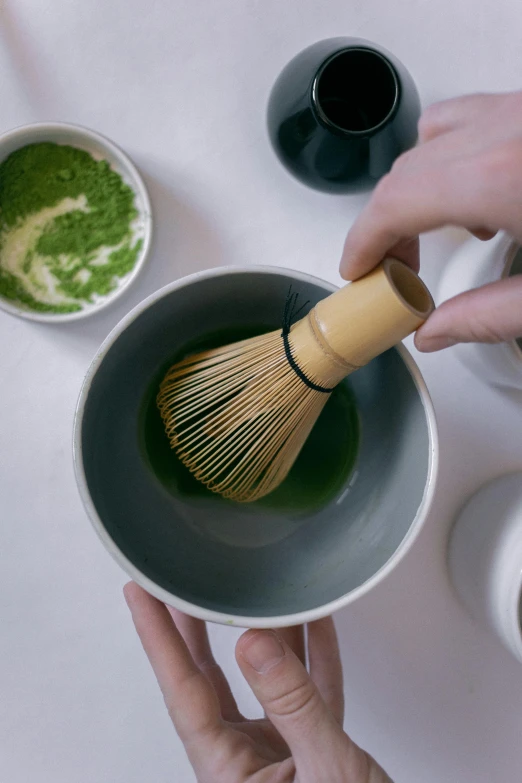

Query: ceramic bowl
[[438, 232, 522, 390], [74, 266, 438, 628], [448, 473, 522, 664], [0, 122, 152, 323]]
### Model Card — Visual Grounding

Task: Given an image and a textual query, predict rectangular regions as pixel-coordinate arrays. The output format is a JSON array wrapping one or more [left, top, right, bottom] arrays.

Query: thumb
[[415, 275, 522, 352], [236, 630, 351, 769]]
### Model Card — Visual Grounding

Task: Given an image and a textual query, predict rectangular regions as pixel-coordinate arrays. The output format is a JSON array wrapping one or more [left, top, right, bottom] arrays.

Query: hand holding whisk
[[157, 259, 434, 503]]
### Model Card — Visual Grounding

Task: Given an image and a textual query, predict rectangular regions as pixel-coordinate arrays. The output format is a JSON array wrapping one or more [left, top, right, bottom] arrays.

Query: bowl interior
[[79, 270, 432, 618], [0, 123, 151, 322]]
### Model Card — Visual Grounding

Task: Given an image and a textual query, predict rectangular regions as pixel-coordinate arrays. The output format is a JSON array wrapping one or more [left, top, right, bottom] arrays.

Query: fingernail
[[417, 335, 457, 352], [339, 255, 358, 281], [339, 263, 352, 280], [242, 631, 285, 674]]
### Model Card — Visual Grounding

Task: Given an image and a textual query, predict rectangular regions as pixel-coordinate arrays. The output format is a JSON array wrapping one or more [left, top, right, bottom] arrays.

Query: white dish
[[438, 232, 522, 390], [448, 472, 522, 664], [0, 122, 152, 323]]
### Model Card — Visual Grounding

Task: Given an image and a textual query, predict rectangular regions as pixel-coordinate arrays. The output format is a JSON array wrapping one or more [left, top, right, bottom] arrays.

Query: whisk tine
[[159, 340, 283, 409], [182, 389, 298, 478], [157, 331, 326, 501], [160, 365, 321, 500], [156, 314, 333, 500], [160, 352, 289, 438]]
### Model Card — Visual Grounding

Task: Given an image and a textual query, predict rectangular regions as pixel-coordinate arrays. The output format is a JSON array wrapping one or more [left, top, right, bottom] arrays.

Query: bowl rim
[[0, 121, 153, 323], [312, 46, 400, 138], [73, 264, 439, 628]]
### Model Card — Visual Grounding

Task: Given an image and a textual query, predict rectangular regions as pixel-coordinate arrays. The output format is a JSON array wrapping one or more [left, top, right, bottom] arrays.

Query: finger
[[277, 625, 305, 666], [339, 175, 446, 280], [307, 617, 344, 726], [339, 161, 490, 280], [385, 237, 420, 272], [261, 625, 305, 720], [415, 275, 522, 351], [469, 227, 497, 241], [166, 607, 242, 721], [236, 629, 348, 767], [123, 583, 226, 746], [418, 93, 494, 143]]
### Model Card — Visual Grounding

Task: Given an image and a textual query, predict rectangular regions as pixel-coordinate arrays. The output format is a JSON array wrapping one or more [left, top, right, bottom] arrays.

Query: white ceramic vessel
[[74, 266, 439, 628], [448, 473, 522, 664], [438, 232, 522, 390], [0, 122, 153, 323]]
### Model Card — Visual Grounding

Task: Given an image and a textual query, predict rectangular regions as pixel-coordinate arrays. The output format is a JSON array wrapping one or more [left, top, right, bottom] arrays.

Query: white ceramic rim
[[0, 121, 153, 323], [311, 46, 400, 137], [502, 240, 522, 362], [507, 568, 522, 661], [73, 265, 439, 628], [490, 472, 522, 661]]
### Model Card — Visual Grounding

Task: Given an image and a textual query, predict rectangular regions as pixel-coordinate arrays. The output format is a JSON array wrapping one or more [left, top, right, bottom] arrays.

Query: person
[[124, 91, 522, 783], [342, 91, 522, 350]]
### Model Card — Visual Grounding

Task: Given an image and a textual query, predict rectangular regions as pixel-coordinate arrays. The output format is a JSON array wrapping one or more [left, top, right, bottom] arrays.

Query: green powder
[[0, 142, 143, 314]]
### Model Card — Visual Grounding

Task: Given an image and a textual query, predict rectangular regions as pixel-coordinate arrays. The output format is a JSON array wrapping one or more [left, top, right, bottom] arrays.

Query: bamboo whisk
[[157, 259, 434, 503]]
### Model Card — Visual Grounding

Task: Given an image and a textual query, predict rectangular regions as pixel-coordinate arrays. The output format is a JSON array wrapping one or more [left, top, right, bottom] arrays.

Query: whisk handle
[[311, 258, 434, 369]]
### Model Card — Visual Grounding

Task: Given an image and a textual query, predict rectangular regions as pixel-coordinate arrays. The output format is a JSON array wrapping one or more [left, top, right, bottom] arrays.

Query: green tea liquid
[[140, 325, 360, 514]]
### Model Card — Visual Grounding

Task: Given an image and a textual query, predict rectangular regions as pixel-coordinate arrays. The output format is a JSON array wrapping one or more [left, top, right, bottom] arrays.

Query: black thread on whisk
[[281, 286, 334, 393]]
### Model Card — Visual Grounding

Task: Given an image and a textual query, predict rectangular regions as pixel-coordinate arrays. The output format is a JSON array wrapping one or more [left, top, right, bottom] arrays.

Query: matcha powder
[[0, 142, 144, 314]]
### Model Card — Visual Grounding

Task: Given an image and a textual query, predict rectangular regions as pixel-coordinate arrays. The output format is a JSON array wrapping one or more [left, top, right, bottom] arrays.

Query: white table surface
[[1, 1, 522, 781]]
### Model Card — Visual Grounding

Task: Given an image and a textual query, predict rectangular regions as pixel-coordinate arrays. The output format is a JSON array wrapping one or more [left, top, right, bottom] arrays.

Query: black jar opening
[[313, 48, 399, 135]]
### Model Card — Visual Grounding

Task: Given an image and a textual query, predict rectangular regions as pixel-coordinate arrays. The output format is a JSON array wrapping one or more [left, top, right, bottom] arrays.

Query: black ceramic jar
[[267, 38, 421, 193]]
